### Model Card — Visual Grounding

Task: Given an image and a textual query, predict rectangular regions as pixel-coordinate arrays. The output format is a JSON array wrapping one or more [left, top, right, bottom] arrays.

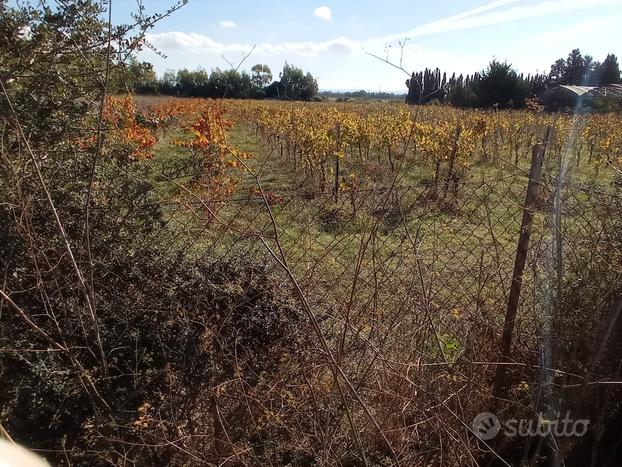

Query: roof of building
[[558, 85, 596, 96], [588, 84, 622, 97], [545, 84, 622, 100]]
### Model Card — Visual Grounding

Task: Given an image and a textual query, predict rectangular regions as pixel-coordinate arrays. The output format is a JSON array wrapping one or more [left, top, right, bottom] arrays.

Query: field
[[3, 92, 622, 465], [115, 95, 621, 463], [3, 1, 622, 464], [132, 95, 620, 327]]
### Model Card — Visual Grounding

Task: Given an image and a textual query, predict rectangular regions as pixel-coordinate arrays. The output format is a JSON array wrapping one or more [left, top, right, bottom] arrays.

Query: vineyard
[[3, 91, 622, 465], [3, 1, 622, 464], [113, 96, 622, 463]]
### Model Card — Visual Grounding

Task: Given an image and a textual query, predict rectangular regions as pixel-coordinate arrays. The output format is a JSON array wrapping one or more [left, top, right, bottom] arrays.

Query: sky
[[112, 0, 622, 92]]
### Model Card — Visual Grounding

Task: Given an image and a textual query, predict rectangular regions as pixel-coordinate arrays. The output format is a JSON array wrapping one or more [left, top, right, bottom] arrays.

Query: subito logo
[[472, 412, 501, 440]]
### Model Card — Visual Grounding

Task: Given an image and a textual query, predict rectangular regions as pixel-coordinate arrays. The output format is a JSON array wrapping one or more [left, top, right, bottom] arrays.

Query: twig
[[222, 45, 256, 99], [0, 288, 110, 410], [229, 150, 401, 466], [0, 79, 109, 379]]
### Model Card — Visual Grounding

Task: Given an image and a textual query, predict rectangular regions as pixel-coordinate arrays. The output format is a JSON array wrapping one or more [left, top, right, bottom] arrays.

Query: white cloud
[[375, 0, 622, 44], [143, 0, 622, 89], [314, 6, 332, 20], [147, 32, 359, 58], [219, 20, 237, 29], [151, 0, 621, 62]]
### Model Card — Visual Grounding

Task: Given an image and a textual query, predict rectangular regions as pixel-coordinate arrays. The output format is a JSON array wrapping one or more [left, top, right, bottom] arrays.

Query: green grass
[[147, 113, 618, 352]]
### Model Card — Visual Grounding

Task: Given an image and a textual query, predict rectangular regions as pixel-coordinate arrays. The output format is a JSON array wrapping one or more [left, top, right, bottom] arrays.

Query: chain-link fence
[[107, 137, 621, 464], [3, 122, 621, 465]]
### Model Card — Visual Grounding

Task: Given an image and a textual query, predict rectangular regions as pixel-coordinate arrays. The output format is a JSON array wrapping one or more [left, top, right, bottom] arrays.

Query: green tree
[[548, 58, 567, 86], [597, 53, 621, 85], [476, 60, 528, 108], [176, 68, 209, 96], [448, 83, 478, 107], [564, 48, 588, 85], [208, 68, 254, 98], [271, 62, 318, 101], [159, 69, 178, 94], [250, 64, 273, 87], [116, 58, 159, 94]]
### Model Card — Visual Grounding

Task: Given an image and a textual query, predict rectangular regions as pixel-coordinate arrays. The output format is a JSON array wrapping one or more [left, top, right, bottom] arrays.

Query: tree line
[[406, 49, 621, 108], [319, 90, 406, 101], [119, 48, 621, 108], [114, 60, 319, 101]]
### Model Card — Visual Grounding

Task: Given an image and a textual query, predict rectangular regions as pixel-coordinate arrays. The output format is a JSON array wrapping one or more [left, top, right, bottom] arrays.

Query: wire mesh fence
[[3, 115, 622, 465], [87, 135, 619, 463]]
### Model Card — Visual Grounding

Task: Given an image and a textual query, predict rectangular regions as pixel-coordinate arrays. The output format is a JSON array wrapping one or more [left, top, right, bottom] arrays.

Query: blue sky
[[114, 0, 622, 91]]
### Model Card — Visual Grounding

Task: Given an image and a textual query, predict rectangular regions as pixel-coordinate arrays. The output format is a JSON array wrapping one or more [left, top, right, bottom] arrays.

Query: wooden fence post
[[334, 124, 341, 203], [334, 154, 340, 203], [442, 125, 461, 199], [492, 127, 551, 399]]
